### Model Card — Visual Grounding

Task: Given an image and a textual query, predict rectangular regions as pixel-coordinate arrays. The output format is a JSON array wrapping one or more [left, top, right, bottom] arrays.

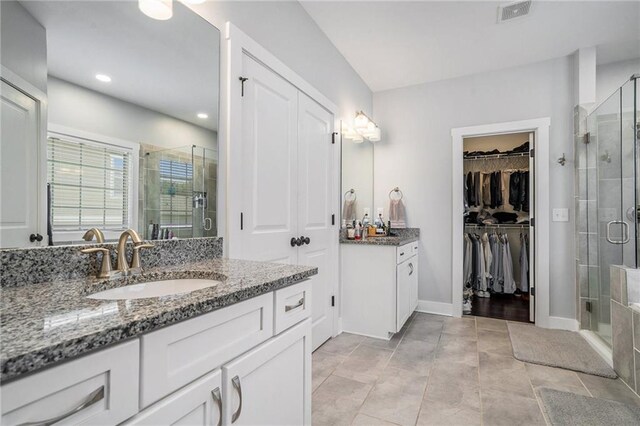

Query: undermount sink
[[87, 278, 222, 300]]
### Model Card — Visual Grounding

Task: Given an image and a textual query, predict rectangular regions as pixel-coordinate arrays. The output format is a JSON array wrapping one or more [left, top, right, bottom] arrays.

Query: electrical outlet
[[364, 208, 371, 217], [377, 208, 384, 217]]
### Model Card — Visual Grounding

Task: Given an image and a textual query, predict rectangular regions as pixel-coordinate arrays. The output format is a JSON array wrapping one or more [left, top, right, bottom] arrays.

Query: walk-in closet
[[463, 132, 535, 323]]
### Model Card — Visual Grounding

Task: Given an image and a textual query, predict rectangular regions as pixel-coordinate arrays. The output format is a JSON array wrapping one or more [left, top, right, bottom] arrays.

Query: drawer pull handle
[[285, 298, 304, 312], [211, 387, 222, 426], [409, 263, 414, 276], [231, 376, 242, 423], [400, 252, 405, 256], [18, 385, 104, 426]]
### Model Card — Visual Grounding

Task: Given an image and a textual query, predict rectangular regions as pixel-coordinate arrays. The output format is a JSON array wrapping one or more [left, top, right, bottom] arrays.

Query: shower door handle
[[606, 220, 630, 244]]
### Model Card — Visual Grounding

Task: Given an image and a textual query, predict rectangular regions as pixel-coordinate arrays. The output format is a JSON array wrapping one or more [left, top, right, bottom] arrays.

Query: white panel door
[[0, 80, 40, 248], [222, 319, 311, 426], [240, 55, 298, 264], [297, 92, 335, 349], [125, 370, 221, 426], [396, 259, 412, 331]]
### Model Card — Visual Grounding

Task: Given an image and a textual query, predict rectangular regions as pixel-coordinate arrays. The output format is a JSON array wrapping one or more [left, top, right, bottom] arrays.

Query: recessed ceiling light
[[95, 74, 112, 83], [139, 0, 173, 21], [197, 113, 209, 119]]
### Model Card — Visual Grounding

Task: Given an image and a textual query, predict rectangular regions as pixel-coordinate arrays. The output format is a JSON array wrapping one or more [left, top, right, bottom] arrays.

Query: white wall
[[48, 76, 216, 149], [596, 58, 640, 106], [373, 56, 575, 319], [188, 1, 372, 120], [0, 1, 47, 93]]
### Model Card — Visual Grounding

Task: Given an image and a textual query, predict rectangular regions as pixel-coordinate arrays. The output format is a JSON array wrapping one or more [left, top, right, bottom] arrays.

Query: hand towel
[[342, 199, 356, 223], [389, 199, 406, 228]]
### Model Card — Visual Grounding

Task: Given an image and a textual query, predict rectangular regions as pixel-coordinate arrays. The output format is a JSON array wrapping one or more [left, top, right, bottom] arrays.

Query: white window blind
[[47, 136, 133, 231], [159, 158, 193, 228]]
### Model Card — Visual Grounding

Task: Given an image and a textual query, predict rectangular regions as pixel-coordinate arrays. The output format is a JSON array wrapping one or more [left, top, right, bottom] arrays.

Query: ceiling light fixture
[[197, 113, 209, 119], [139, 0, 173, 20], [95, 74, 112, 83], [343, 111, 381, 143]]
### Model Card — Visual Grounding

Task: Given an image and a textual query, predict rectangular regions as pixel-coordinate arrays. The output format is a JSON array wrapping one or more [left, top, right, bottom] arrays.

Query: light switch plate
[[552, 208, 569, 222], [364, 208, 371, 216], [377, 207, 384, 217]]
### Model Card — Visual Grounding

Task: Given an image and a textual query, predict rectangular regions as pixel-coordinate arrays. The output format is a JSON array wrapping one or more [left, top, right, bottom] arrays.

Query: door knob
[[29, 233, 43, 242], [290, 237, 302, 247], [300, 236, 310, 245]]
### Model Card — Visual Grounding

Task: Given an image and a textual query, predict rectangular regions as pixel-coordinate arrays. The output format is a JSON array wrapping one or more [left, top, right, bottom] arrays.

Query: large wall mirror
[[0, 1, 220, 248], [341, 121, 374, 225]]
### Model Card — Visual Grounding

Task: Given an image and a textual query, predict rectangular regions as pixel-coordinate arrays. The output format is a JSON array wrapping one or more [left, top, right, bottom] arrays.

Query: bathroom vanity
[[0, 239, 316, 426], [341, 229, 420, 339]]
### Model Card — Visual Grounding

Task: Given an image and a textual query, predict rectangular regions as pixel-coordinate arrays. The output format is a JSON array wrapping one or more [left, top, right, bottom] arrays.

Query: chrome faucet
[[116, 229, 154, 275], [82, 228, 105, 243]]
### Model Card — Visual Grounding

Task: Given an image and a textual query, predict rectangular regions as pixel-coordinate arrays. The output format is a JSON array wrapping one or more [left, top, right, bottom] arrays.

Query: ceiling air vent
[[497, 0, 532, 23]]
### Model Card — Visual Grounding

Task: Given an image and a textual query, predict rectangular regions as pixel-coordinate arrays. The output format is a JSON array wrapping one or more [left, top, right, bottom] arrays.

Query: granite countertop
[[1, 259, 317, 382], [340, 228, 420, 246]]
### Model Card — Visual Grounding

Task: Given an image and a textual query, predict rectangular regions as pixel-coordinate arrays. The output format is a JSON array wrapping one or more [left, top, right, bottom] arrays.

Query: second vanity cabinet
[[1, 281, 312, 426], [342, 240, 419, 339]]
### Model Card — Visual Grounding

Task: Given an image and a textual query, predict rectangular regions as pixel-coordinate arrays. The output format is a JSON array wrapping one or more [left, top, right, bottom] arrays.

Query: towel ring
[[389, 187, 403, 201], [344, 189, 356, 202]]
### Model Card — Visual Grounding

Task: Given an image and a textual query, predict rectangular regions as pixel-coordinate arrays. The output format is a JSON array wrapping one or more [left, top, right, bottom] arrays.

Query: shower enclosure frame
[[451, 117, 552, 327]]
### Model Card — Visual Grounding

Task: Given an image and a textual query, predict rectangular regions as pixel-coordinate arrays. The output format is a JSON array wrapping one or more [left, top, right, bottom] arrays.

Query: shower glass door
[[191, 146, 217, 238], [585, 78, 638, 346]]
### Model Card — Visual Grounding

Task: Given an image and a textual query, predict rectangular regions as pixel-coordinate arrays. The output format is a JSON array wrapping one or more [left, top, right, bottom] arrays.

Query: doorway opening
[[462, 132, 535, 323]]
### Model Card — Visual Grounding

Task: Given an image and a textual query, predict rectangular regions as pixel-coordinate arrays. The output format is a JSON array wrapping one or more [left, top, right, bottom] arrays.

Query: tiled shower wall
[[610, 265, 640, 394]]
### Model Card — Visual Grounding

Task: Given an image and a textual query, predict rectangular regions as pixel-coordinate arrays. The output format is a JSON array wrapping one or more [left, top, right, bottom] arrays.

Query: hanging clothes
[[520, 233, 529, 292], [502, 234, 516, 294]]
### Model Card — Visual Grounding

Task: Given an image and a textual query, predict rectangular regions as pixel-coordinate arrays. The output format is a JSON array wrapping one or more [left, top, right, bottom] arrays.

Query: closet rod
[[464, 152, 529, 161], [464, 223, 529, 229]]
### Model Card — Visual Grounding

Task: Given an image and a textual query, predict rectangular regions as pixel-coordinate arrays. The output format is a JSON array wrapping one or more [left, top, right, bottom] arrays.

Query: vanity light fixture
[[95, 74, 112, 83], [197, 113, 209, 119], [139, 0, 173, 20], [344, 111, 381, 143]]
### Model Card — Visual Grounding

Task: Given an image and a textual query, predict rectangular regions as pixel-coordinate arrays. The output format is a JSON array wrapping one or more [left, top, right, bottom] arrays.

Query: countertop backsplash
[[0, 237, 223, 288]]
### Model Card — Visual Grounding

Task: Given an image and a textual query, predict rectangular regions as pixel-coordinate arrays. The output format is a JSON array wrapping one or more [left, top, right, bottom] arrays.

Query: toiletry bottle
[[376, 213, 385, 234], [386, 220, 391, 236], [355, 221, 362, 240], [362, 213, 370, 228]]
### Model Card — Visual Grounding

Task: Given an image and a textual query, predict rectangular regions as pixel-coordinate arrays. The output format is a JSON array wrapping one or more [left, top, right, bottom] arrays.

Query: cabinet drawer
[[1, 340, 139, 426], [274, 280, 312, 334], [396, 242, 413, 264], [140, 293, 273, 408], [124, 369, 222, 426], [410, 242, 419, 255]]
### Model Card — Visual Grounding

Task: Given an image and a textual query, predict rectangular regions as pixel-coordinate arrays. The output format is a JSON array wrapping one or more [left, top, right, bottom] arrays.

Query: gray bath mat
[[539, 388, 640, 425], [507, 322, 616, 378]]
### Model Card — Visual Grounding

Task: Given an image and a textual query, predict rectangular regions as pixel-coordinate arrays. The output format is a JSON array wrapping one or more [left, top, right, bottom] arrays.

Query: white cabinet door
[[0, 80, 41, 248], [222, 319, 311, 426], [297, 92, 335, 349], [125, 370, 222, 426], [396, 259, 412, 331], [239, 54, 299, 264], [408, 256, 419, 312]]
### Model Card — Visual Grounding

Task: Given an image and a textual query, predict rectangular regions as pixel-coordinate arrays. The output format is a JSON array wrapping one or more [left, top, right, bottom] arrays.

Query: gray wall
[[0, 1, 47, 93], [596, 58, 640, 105], [48, 76, 217, 150], [373, 56, 576, 320], [188, 1, 373, 119]]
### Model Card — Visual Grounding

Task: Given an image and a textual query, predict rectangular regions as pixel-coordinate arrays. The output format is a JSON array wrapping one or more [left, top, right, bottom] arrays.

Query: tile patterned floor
[[312, 313, 640, 426]]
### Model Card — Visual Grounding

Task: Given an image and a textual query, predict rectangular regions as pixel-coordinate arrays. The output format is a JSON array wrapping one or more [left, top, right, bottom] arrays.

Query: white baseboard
[[416, 300, 453, 317], [547, 316, 579, 331]]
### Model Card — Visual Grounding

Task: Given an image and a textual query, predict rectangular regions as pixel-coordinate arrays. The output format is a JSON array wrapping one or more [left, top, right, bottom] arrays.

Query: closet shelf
[[463, 152, 529, 161]]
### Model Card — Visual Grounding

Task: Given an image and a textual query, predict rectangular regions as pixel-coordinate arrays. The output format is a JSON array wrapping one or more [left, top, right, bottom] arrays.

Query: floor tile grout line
[[575, 374, 594, 398], [524, 362, 551, 426], [348, 312, 421, 426]]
